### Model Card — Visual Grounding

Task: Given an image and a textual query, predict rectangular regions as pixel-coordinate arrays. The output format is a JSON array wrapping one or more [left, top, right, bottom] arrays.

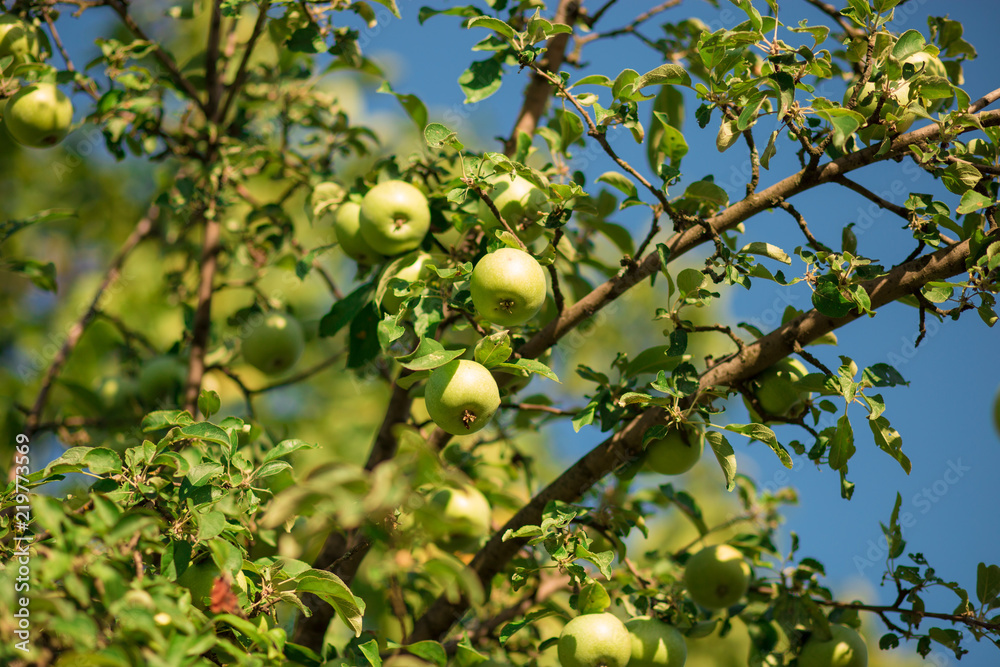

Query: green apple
[[427, 484, 491, 537], [379, 251, 434, 314], [625, 616, 687, 667], [478, 174, 548, 244], [0, 15, 41, 64], [4, 83, 73, 148], [799, 625, 868, 667], [331, 200, 385, 266], [242, 311, 305, 375], [359, 180, 431, 256], [749, 357, 810, 419], [644, 422, 703, 475], [683, 544, 751, 610], [98, 376, 138, 411], [138, 356, 187, 406], [843, 80, 879, 120], [424, 359, 500, 435], [470, 247, 547, 327], [558, 613, 632, 667]]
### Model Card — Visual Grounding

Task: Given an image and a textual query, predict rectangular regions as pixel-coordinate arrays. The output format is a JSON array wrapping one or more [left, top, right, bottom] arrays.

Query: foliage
[[1, 1, 999, 666]]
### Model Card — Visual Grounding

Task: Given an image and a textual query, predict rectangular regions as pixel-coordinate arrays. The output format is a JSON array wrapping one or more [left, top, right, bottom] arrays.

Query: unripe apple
[[426, 484, 492, 538], [843, 80, 879, 120], [644, 422, 704, 476], [242, 311, 305, 375], [558, 613, 632, 667], [478, 174, 548, 244], [470, 247, 547, 327], [98, 376, 139, 411], [625, 616, 687, 667], [4, 83, 73, 148], [424, 359, 500, 435], [749, 357, 810, 419], [358, 180, 431, 256], [138, 356, 187, 406], [0, 15, 41, 64], [798, 625, 868, 667], [683, 544, 751, 610], [331, 200, 385, 266]]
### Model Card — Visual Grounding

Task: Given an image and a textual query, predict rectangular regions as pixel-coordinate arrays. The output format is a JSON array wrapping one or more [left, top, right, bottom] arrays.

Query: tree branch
[[407, 230, 993, 643]]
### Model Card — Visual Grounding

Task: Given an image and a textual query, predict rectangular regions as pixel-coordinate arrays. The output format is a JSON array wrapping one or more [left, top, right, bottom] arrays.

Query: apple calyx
[[462, 409, 476, 429], [499, 298, 516, 313]]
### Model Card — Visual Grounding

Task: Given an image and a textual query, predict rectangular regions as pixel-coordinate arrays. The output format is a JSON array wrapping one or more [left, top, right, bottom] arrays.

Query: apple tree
[[1, 1, 999, 666]]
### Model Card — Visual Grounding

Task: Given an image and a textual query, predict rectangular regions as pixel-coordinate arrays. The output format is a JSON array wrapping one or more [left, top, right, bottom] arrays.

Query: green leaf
[[369, 0, 400, 18], [650, 110, 688, 168], [294, 570, 366, 636], [320, 283, 373, 337], [467, 16, 515, 39], [493, 357, 560, 383], [424, 122, 464, 150], [630, 63, 691, 93], [957, 190, 993, 215], [179, 422, 232, 449], [397, 337, 465, 371], [459, 56, 504, 104], [474, 330, 513, 368], [83, 447, 122, 475], [198, 390, 221, 418], [724, 423, 793, 468], [828, 415, 855, 471], [683, 180, 729, 208], [576, 581, 611, 614], [868, 416, 911, 474], [892, 30, 926, 61], [596, 171, 637, 199], [976, 562, 1000, 606], [262, 438, 317, 465], [5, 258, 57, 292], [739, 241, 791, 264], [812, 275, 855, 318], [813, 107, 865, 151], [377, 81, 428, 131], [347, 303, 381, 369], [705, 431, 737, 491], [359, 639, 382, 667], [44, 446, 90, 476]]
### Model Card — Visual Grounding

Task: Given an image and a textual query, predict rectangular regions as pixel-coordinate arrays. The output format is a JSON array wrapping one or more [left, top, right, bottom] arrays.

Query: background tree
[[1, 1, 999, 667]]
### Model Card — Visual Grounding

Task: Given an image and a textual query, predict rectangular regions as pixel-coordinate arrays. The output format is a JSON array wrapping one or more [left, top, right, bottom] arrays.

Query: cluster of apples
[[558, 544, 867, 667], [320, 175, 551, 437], [0, 14, 74, 148]]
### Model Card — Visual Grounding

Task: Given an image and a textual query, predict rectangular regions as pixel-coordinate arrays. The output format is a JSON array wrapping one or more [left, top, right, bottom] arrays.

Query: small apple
[[4, 83, 73, 148], [558, 613, 632, 667], [242, 311, 305, 375], [843, 80, 879, 120], [138, 356, 187, 406], [749, 357, 810, 419], [426, 484, 492, 538], [683, 544, 751, 610], [644, 422, 703, 476], [798, 625, 868, 667], [379, 251, 434, 314], [424, 359, 500, 435], [470, 247, 547, 327], [359, 180, 431, 256], [331, 200, 385, 266], [624, 616, 687, 667], [478, 174, 548, 244], [0, 15, 41, 64], [98, 376, 139, 411]]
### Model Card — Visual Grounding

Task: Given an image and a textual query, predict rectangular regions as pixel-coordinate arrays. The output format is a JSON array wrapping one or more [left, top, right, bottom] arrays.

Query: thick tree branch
[[182, 203, 222, 414], [518, 109, 1000, 361], [407, 230, 994, 644]]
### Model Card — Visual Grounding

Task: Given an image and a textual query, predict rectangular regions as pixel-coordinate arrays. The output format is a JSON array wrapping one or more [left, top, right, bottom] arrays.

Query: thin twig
[[219, 0, 272, 122], [22, 210, 157, 439], [776, 200, 831, 252], [248, 353, 345, 394]]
